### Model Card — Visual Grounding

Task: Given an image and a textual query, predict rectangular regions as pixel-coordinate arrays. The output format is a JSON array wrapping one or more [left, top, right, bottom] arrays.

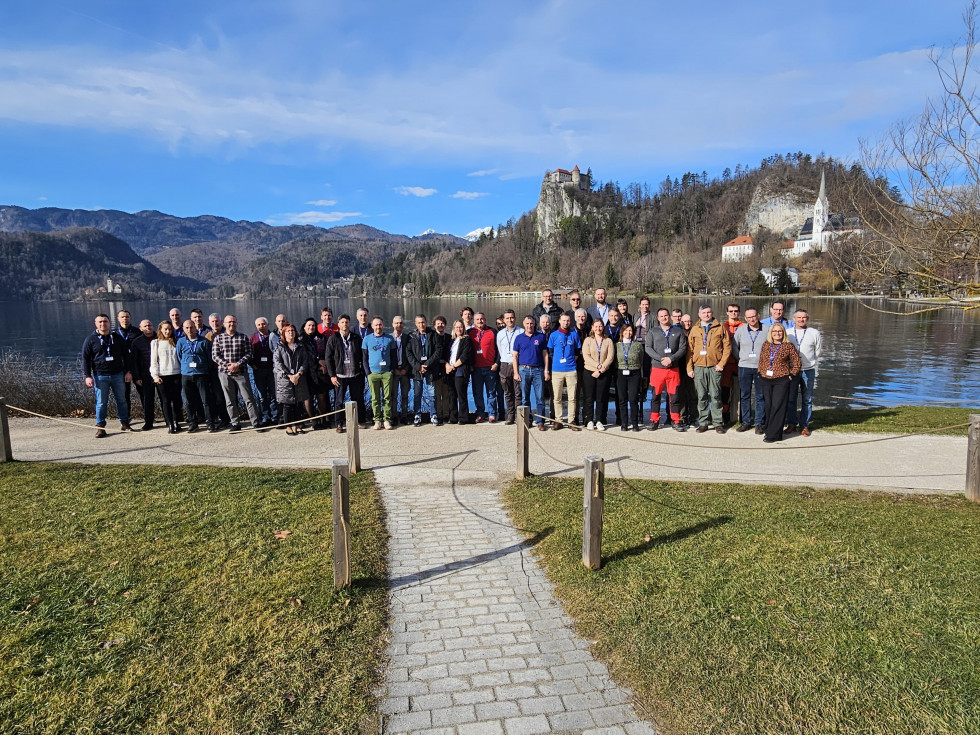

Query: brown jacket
[[758, 342, 802, 380], [582, 335, 615, 374], [686, 319, 731, 370]]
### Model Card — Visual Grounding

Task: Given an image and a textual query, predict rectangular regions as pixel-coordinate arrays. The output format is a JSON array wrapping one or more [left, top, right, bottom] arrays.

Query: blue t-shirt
[[513, 331, 547, 368], [547, 330, 581, 372], [362, 333, 394, 374]]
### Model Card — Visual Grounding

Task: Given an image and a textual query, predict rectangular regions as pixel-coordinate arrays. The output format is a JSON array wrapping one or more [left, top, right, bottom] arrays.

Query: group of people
[[81, 291, 821, 444]]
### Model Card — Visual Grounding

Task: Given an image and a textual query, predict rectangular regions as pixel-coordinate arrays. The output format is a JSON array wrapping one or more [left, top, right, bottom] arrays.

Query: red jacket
[[468, 326, 497, 368]]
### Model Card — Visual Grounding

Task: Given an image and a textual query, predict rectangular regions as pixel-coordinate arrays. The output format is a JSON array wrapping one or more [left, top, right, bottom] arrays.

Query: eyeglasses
[[727, 309, 739, 313]]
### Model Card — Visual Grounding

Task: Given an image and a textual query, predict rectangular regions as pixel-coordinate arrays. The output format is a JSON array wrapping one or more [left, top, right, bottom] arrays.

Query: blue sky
[[0, 0, 970, 238]]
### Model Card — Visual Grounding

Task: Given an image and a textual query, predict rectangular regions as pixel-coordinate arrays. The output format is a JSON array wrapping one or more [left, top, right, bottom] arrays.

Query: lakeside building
[[721, 234, 755, 262], [787, 171, 862, 257], [761, 267, 800, 289]]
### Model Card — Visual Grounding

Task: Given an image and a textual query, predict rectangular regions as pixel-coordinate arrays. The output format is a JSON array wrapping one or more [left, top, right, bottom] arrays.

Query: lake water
[[1, 295, 978, 409]]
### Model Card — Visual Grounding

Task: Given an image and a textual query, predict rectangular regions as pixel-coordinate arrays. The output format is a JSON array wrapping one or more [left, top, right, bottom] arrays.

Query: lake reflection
[[2, 295, 978, 408]]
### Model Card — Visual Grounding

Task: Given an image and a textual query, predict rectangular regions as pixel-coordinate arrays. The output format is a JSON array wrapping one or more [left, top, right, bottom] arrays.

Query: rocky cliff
[[535, 180, 584, 241], [743, 182, 814, 237]]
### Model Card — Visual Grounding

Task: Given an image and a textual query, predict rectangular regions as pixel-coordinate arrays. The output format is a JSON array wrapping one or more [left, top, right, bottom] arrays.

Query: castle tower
[[572, 165, 581, 188], [813, 169, 829, 249]]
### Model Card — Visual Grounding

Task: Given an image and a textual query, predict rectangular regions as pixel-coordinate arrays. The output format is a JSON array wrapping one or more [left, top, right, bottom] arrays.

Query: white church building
[[786, 171, 862, 257]]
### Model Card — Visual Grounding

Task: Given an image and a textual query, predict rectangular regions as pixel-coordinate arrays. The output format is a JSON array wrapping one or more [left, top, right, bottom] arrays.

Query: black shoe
[[696, 424, 710, 433], [229, 424, 241, 433], [763, 438, 777, 443], [633, 425, 641, 432], [208, 424, 220, 433], [141, 422, 154, 431], [755, 426, 765, 435], [736, 423, 752, 432], [95, 428, 107, 439], [168, 426, 178, 435], [648, 422, 658, 431], [715, 426, 726, 434], [187, 424, 198, 433], [673, 423, 687, 432]]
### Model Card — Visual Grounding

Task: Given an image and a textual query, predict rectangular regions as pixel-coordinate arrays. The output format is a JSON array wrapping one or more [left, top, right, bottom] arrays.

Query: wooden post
[[345, 401, 360, 474], [516, 405, 530, 480], [582, 455, 604, 570], [0, 398, 12, 463], [967, 414, 980, 503], [332, 460, 351, 588]]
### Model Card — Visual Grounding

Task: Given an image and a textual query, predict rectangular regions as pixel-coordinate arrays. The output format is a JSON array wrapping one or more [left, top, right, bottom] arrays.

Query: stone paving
[[373, 463, 657, 735]]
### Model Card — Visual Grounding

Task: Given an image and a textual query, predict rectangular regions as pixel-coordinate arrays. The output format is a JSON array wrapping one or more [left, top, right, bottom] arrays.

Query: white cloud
[[38, 196, 47, 201], [467, 168, 500, 177], [394, 186, 437, 197], [268, 210, 362, 224], [306, 199, 337, 206], [451, 190, 489, 200]]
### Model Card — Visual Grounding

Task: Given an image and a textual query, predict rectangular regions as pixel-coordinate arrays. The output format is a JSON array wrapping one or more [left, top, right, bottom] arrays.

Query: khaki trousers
[[551, 370, 578, 424]]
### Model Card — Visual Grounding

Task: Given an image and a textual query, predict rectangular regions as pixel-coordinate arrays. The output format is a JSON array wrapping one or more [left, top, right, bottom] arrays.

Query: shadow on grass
[[388, 527, 554, 589], [604, 516, 733, 564]]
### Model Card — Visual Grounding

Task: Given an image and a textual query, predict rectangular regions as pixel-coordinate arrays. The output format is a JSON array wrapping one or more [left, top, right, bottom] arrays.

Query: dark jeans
[[249, 367, 277, 424], [181, 374, 214, 427], [154, 374, 182, 427], [761, 376, 791, 442], [738, 367, 766, 427], [616, 369, 642, 428], [582, 371, 612, 425], [207, 369, 229, 425], [334, 375, 366, 425], [390, 371, 411, 420]]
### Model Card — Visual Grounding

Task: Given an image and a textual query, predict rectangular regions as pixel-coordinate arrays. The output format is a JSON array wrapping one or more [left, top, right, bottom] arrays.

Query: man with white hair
[[786, 309, 822, 436]]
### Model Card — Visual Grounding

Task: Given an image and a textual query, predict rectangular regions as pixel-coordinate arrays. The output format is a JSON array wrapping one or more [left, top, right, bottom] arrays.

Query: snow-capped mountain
[[463, 226, 493, 243]]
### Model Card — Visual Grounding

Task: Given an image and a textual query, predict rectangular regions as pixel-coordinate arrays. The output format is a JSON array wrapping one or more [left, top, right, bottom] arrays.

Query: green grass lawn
[[505, 477, 980, 735], [812, 405, 977, 436], [0, 463, 389, 735]]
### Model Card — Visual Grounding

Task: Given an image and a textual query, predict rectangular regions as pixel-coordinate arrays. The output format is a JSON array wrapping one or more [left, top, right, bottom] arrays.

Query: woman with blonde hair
[[446, 319, 475, 424], [150, 320, 183, 434], [758, 323, 802, 443], [582, 317, 615, 430]]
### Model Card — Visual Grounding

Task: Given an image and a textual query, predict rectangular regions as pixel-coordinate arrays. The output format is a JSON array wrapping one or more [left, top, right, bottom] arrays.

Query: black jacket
[[82, 331, 131, 377], [446, 335, 474, 376], [406, 328, 443, 379], [324, 331, 364, 377], [131, 334, 154, 378], [531, 301, 565, 325]]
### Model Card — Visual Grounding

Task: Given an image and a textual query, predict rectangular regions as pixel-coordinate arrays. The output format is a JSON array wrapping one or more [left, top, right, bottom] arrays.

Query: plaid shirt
[[211, 331, 253, 373]]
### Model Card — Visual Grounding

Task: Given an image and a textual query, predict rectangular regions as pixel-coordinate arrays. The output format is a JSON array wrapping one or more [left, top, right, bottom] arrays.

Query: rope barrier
[[529, 412, 971, 452], [527, 428, 585, 468], [6, 403, 345, 435]]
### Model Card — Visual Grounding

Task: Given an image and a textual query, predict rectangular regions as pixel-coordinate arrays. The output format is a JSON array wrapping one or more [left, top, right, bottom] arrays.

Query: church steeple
[[813, 169, 829, 246]]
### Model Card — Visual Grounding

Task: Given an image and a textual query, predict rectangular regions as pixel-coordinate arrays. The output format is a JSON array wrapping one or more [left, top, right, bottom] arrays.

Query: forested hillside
[[366, 153, 894, 295], [0, 228, 207, 300]]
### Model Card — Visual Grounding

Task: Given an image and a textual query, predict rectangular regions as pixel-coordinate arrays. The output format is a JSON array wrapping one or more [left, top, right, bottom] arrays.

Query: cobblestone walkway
[[373, 464, 656, 735]]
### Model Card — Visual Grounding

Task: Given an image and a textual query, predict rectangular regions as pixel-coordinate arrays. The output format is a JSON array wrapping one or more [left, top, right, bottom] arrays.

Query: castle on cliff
[[544, 165, 590, 190]]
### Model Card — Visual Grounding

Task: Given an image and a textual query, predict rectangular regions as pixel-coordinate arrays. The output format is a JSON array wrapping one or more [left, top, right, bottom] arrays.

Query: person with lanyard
[[581, 317, 615, 430], [644, 307, 688, 431], [468, 312, 499, 423], [547, 312, 582, 430], [565, 291, 593, 331], [785, 309, 822, 436], [495, 309, 521, 425], [130, 318, 158, 431], [633, 297, 652, 412], [721, 303, 744, 426], [431, 316, 453, 423], [445, 319, 475, 424], [114, 309, 140, 415], [82, 313, 134, 438], [615, 298, 633, 327], [354, 308, 374, 422], [190, 309, 210, 339], [325, 314, 366, 432], [406, 314, 442, 426], [389, 315, 412, 426], [685, 305, 731, 433], [176, 319, 217, 433], [588, 287, 611, 326], [249, 316, 278, 428], [363, 316, 396, 430], [757, 323, 802, 443], [511, 315, 550, 431], [531, 288, 565, 326], [731, 307, 770, 434], [168, 308, 185, 340], [615, 323, 644, 431], [604, 309, 625, 426]]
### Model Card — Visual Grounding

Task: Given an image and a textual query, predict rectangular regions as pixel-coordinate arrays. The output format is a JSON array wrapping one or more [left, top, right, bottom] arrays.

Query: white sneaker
[[383, 421, 393, 430], [374, 422, 383, 430], [586, 421, 595, 431], [596, 422, 606, 432]]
